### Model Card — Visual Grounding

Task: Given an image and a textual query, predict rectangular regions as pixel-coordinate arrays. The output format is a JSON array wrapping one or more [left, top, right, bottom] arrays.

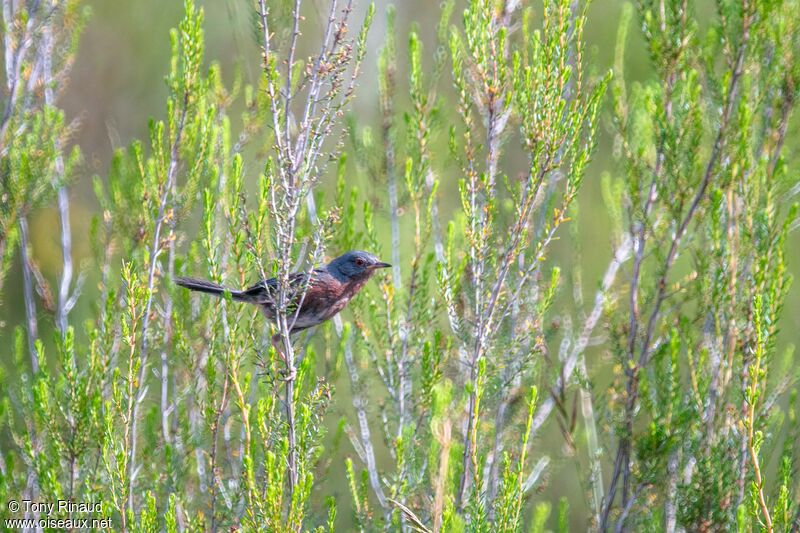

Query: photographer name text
[[8, 499, 102, 515]]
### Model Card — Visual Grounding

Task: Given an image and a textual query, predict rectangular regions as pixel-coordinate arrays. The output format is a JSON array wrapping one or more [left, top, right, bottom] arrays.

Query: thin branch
[[602, 6, 752, 525], [0, 0, 41, 148], [18, 216, 38, 372], [128, 91, 190, 510], [41, 23, 74, 338], [337, 315, 390, 517], [530, 235, 631, 438]]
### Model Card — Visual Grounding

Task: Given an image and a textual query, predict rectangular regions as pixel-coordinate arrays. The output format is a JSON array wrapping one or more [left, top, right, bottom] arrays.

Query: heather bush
[[1, 0, 799, 531]]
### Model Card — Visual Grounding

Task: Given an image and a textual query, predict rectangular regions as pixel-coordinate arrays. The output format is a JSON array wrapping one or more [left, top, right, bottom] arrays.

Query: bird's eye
[[355, 258, 365, 266]]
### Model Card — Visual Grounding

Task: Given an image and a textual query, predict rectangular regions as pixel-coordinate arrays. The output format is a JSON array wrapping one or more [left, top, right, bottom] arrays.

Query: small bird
[[175, 250, 390, 336]]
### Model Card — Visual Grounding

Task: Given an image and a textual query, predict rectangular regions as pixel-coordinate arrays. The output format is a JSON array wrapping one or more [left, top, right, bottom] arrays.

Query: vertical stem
[[338, 315, 390, 517], [579, 354, 604, 525], [129, 94, 188, 511], [664, 450, 679, 533], [160, 240, 176, 445], [56, 186, 72, 335], [747, 305, 773, 532], [19, 216, 39, 372], [283, 0, 302, 166], [384, 107, 401, 290], [747, 394, 772, 531], [285, 365, 298, 495], [19, 215, 43, 526], [41, 24, 73, 338], [432, 420, 451, 532], [209, 363, 230, 532], [160, 166, 179, 446], [0, 0, 39, 144], [278, 316, 299, 504]]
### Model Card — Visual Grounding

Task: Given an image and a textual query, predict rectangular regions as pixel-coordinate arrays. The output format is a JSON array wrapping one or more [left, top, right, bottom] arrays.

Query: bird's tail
[[175, 276, 247, 301]]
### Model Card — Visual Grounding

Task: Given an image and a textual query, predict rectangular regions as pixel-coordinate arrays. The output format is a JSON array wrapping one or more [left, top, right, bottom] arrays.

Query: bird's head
[[327, 251, 391, 281]]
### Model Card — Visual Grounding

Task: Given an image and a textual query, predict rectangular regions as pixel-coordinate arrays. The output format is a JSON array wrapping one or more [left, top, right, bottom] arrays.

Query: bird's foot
[[279, 366, 297, 382]]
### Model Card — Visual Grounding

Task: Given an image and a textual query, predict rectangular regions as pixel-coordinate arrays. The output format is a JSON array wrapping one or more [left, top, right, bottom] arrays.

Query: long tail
[[175, 276, 247, 301]]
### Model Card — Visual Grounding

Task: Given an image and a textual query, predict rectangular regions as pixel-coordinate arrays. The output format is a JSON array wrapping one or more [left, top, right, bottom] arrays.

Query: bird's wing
[[240, 270, 321, 305]]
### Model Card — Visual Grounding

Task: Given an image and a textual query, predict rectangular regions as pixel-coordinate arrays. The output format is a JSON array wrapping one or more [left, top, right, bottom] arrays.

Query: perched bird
[[175, 250, 390, 336]]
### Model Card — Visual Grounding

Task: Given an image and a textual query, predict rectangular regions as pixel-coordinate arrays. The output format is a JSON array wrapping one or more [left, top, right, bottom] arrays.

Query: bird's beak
[[371, 261, 392, 269]]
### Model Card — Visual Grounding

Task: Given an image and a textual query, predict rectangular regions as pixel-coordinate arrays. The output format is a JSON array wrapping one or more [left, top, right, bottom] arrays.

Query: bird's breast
[[256, 273, 372, 331]]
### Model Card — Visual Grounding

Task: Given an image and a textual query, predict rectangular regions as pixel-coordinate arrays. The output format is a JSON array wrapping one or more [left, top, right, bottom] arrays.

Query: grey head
[[326, 250, 391, 281]]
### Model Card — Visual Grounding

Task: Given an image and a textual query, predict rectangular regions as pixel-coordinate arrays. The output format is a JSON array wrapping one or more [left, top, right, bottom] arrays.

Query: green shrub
[[1, 0, 798, 531]]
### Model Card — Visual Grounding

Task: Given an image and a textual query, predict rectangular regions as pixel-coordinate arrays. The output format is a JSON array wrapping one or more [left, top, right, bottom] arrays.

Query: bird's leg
[[272, 333, 297, 381]]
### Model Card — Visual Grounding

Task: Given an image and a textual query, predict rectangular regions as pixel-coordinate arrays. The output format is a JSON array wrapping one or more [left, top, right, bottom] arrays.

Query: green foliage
[[602, 0, 800, 528], [0, 0, 86, 294]]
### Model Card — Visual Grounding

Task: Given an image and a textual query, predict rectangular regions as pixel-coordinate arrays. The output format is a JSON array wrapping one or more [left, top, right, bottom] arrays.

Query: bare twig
[[337, 315, 390, 517], [40, 21, 75, 338], [388, 498, 432, 533], [0, 0, 41, 148], [18, 216, 38, 372], [530, 236, 631, 438]]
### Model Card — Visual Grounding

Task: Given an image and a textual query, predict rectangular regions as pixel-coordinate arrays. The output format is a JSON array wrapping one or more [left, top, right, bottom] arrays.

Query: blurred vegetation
[[1, 0, 800, 531]]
